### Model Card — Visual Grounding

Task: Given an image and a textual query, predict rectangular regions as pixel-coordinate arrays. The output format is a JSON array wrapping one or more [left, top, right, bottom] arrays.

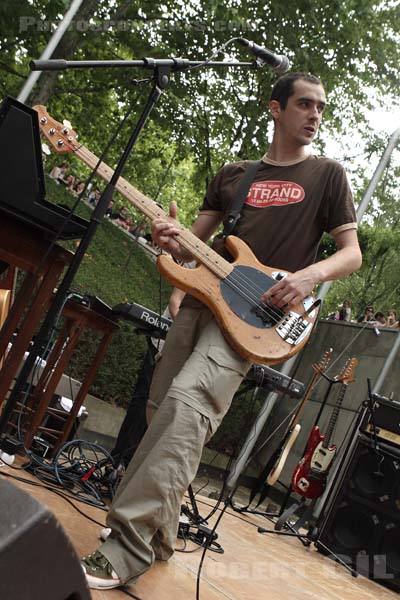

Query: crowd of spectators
[[329, 299, 399, 328], [49, 161, 152, 245]]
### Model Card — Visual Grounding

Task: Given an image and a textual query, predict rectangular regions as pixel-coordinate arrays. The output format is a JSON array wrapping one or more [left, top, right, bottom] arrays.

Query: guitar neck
[[290, 368, 323, 429], [323, 383, 347, 448], [74, 144, 232, 279]]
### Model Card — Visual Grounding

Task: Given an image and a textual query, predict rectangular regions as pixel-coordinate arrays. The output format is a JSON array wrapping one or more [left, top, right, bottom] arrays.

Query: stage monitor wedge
[[0, 478, 90, 600]]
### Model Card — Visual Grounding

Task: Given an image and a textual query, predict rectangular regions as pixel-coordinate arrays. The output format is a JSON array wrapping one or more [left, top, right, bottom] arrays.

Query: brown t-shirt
[[200, 155, 357, 272]]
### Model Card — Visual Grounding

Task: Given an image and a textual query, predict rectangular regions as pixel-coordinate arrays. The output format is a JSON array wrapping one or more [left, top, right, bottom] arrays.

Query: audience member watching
[[88, 188, 101, 206], [130, 222, 147, 240], [63, 173, 76, 190], [113, 207, 133, 231], [105, 200, 114, 218], [372, 311, 387, 326], [337, 298, 352, 321], [49, 162, 69, 181], [387, 310, 399, 328], [357, 305, 374, 323], [72, 179, 85, 196]]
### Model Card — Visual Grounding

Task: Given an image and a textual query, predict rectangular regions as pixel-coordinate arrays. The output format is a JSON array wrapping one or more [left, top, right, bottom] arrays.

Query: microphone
[[237, 38, 290, 73]]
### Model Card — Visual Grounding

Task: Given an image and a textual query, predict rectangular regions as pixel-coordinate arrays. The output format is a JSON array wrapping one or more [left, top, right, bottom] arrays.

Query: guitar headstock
[[337, 357, 358, 384], [33, 105, 78, 155], [312, 348, 333, 376]]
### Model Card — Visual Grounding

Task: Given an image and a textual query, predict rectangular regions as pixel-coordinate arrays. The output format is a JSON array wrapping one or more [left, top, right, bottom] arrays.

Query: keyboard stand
[[0, 213, 73, 407], [17, 297, 119, 455]]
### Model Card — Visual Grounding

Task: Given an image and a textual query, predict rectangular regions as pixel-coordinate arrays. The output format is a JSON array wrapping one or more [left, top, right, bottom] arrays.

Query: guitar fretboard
[[74, 144, 232, 279], [323, 384, 347, 448]]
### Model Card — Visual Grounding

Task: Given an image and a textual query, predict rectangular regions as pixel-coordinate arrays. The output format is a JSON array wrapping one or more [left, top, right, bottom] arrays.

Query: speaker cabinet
[[316, 435, 400, 592], [0, 479, 90, 599]]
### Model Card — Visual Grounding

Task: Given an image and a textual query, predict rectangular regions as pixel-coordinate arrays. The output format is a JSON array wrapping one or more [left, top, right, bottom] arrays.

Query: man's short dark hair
[[270, 72, 322, 110]]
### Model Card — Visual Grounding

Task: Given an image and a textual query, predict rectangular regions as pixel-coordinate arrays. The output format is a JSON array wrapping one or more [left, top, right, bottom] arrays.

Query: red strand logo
[[246, 181, 305, 208]]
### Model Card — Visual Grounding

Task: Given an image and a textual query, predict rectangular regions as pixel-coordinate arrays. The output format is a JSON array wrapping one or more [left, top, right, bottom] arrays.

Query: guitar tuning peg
[[63, 119, 72, 129], [41, 143, 51, 156]]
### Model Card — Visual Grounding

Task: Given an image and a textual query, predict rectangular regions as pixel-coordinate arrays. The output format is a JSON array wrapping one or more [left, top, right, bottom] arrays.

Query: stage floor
[[1, 464, 397, 600]]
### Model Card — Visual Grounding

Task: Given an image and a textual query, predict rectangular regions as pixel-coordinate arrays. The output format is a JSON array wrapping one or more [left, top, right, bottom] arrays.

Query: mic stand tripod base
[[255, 497, 312, 547], [311, 535, 359, 578], [257, 525, 311, 547]]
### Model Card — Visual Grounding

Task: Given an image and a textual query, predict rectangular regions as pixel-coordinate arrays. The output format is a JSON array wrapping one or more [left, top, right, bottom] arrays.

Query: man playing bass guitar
[[82, 72, 362, 589]]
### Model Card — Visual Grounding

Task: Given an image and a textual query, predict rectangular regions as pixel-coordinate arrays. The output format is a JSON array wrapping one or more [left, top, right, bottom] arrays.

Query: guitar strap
[[221, 159, 262, 239]]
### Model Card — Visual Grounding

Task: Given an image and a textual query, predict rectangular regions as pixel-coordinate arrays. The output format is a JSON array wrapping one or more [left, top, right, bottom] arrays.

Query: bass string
[[177, 234, 284, 324], [228, 269, 285, 322]]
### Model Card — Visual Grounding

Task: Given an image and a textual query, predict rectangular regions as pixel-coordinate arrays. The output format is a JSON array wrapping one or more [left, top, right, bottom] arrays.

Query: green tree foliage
[[2, 1, 399, 202], [1, 0, 399, 322]]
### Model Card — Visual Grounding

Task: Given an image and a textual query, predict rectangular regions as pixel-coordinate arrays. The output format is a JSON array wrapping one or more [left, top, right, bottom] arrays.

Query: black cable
[[121, 587, 142, 600], [14, 437, 117, 509], [195, 496, 263, 530], [0, 469, 107, 526], [195, 500, 229, 600]]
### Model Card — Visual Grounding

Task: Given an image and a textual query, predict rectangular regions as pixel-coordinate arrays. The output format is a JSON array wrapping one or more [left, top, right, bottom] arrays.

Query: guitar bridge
[[276, 312, 312, 345]]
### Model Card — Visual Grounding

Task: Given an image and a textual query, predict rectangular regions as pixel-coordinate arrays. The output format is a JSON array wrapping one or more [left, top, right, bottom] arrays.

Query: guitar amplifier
[[360, 394, 400, 448]]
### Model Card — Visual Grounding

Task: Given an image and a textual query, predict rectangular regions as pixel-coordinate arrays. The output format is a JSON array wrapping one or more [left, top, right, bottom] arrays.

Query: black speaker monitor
[[316, 434, 400, 592], [0, 478, 90, 599]]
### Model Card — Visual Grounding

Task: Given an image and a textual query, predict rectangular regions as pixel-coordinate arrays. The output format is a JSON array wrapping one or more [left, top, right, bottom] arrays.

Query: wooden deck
[[1, 464, 397, 600]]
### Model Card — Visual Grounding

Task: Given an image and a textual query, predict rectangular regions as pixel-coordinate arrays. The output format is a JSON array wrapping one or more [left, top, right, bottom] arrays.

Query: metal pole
[[372, 330, 400, 394], [225, 357, 296, 492], [17, 0, 84, 104], [317, 126, 400, 301]]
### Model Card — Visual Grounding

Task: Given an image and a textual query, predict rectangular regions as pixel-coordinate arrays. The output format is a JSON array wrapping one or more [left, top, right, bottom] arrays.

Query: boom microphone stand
[[0, 52, 258, 450]]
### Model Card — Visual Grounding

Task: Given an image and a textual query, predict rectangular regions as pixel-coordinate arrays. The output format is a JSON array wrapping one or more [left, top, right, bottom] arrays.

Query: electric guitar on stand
[[34, 106, 320, 366], [265, 348, 333, 486], [291, 357, 358, 499]]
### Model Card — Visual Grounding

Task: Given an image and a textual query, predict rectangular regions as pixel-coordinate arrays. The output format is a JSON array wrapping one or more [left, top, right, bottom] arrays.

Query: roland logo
[[141, 310, 169, 331]]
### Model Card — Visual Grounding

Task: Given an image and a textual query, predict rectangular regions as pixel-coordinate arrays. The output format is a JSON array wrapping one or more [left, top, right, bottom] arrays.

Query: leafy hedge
[[46, 177, 172, 407]]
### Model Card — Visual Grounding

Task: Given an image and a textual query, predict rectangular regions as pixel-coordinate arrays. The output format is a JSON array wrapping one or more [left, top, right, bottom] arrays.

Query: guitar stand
[[179, 485, 224, 553], [181, 484, 205, 526], [256, 496, 311, 547], [308, 531, 359, 578], [255, 495, 358, 577]]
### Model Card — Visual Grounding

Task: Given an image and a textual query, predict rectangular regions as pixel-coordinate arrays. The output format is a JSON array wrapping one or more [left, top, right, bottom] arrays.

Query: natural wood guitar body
[[158, 235, 317, 365]]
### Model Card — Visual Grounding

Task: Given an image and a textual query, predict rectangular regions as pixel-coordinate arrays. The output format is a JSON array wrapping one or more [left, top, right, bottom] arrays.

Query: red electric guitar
[[291, 357, 358, 499]]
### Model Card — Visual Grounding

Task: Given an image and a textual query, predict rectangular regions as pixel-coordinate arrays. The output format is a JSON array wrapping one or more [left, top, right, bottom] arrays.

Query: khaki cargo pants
[[100, 305, 251, 584]]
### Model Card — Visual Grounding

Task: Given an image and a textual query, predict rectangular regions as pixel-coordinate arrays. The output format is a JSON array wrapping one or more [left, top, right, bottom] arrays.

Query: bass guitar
[[291, 357, 358, 499], [34, 106, 320, 365]]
